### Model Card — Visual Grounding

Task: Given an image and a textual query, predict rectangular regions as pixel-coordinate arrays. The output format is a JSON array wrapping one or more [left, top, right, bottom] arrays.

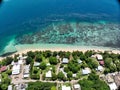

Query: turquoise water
[[0, 0, 120, 55]]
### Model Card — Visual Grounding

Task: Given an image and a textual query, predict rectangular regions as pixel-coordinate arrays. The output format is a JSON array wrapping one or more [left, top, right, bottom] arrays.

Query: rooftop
[[62, 85, 71, 90]]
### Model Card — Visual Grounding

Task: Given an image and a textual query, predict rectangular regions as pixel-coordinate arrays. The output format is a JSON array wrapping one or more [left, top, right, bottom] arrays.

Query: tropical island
[[0, 49, 120, 90]]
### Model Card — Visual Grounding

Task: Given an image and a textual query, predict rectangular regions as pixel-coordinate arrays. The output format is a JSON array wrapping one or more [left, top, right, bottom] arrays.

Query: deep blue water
[[0, 0, 120, 55]]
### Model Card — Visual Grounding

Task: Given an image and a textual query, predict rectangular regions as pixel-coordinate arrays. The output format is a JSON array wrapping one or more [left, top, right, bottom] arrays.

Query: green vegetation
[[78, 73, 110, 90], [0, 73, 11, 90], [26, 81, 56, 90]]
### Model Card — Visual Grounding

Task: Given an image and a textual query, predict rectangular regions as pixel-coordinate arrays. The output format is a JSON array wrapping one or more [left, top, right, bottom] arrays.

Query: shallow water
[[0, 0, 120, 55]]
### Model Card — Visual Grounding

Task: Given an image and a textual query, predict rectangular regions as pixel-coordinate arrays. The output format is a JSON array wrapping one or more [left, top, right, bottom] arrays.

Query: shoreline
[[1, 44, 120, 61]]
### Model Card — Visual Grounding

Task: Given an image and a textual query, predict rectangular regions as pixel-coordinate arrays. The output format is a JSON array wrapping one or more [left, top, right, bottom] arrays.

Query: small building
[[62, 85, 71, 90], [82, 68, 91, 75], [96, 54, 103, 61], [0, 66, 7, 72], [108, 83, 117, 90], [12, 64, 21, 75], [46, 71, 52, 78], [73, 84, 81, 90], [78, 59, 82, 64], [105, 74, 114, 83], [34, 62, 40, 67], [62, 58, 69, 64], [96, 66, 104, 72], [8, 85, 12, 90]]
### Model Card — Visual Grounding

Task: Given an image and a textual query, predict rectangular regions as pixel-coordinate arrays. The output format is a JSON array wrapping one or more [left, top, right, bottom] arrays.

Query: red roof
[[0, 66, 7, 72], [99, 60, 104, 65]]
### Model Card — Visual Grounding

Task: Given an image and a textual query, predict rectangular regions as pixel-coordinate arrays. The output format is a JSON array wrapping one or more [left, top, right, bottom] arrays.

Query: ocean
[[0, 0, 120, 56]]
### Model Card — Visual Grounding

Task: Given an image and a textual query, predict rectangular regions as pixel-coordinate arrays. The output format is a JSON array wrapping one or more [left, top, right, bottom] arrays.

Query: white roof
[[24, 65, 30, 74], [46, 71, 52, 78], [62, 86, 71, 90], [0, 79, 1, 82], [62, 58, 69, 63], [78, 60, 82, 64], [12, 64, 20, 75], [18, 60, 23, 65], [34, 62, 40, 66], [11, 61, 15, 65], [82, 68, 91, 75], [23, 74, 29, 78], [109, 83, 117, 90], [73, 74, 77, 77], [74, 84, 80, 89], [12, 69, 20, 75], [97, 66, 103, 71], [12, 64, 20, 71], [96, 54, 103, 60], [8, 85, 12, 90], [46, 63, 51, 66]]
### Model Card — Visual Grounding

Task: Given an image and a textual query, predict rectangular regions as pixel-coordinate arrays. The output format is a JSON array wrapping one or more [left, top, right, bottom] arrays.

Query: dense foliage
[[78, 73, 110, 90], [26, 81, 56, 90]]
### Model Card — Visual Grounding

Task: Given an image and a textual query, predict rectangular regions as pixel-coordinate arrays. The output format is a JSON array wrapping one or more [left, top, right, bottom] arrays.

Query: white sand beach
[[0, 43, 120, 61]]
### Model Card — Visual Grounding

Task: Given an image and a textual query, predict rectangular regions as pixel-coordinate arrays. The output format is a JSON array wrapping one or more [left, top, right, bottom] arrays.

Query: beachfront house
[[23, 65, 30, 78], [108, 83, 117, 90], [73, 84, 81, 90], [12, 64, 21, 75], [82, 68, 91, 75], [62, 58, 69, 64], [45, 70, 52, 78], [62, 85, 71, 90]]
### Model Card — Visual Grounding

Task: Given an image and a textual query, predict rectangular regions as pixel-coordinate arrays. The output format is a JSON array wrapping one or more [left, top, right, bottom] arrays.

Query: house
[[8, 85, 12, 90], [62, 85, 71, 90], [46, 71, 52, 78], [23, 65, 30, 78], [0, 66, 7, 72], [105, 74, 114, 83], [96, 66, 104, 72], [62, 58, 69, 64], [82, 68, 91, 75], [108, 83, 117, 90], [96, 54, 103, 61], [114, 74, 120, 87], [73, 84, 81, 90], [12, 64, 21, 75]]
